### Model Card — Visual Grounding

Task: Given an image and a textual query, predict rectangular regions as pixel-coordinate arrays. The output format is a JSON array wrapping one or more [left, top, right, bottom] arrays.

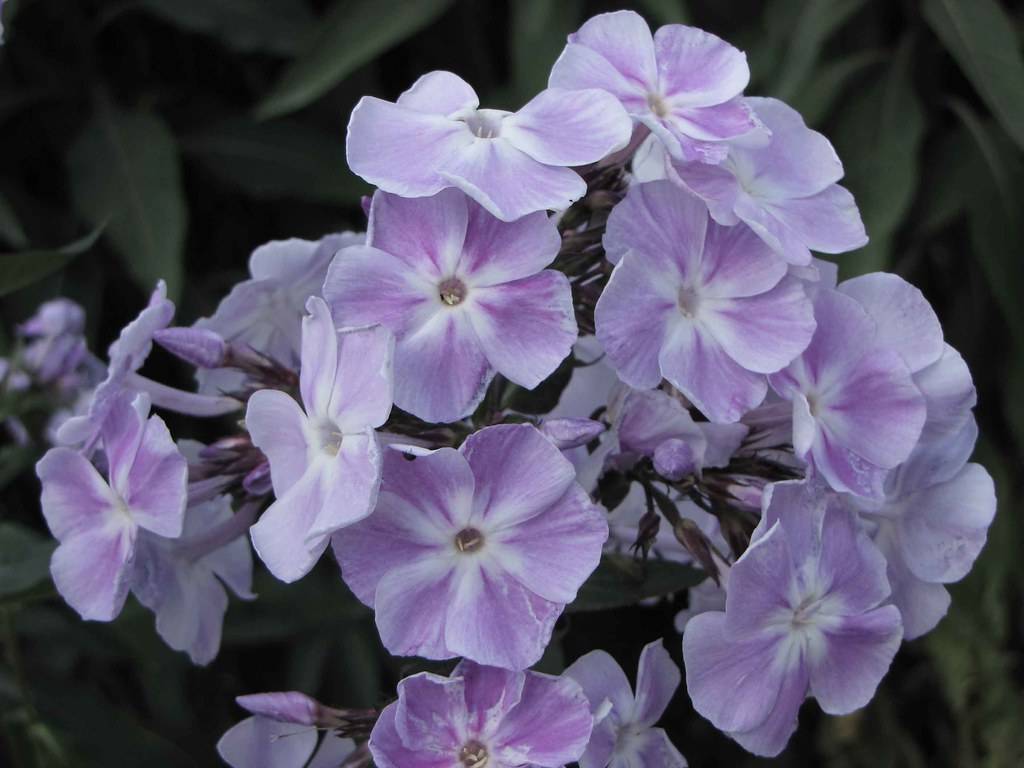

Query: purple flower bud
[[154, 327, 227, 369], [540, 417, 605, 449], [242, 460, 272, 497], [654, 437, 697, 480], [236, 691, 326, 727]]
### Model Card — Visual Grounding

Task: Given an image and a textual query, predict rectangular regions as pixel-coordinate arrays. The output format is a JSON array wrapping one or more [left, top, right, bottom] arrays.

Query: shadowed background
[[1, 0, 1022, 765]]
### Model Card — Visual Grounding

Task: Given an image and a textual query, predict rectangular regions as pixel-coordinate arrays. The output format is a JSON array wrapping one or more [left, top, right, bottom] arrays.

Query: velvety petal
[[595, 256, 677, 389], [369, 188, 469, 280], [37, 447, 117, 540], [698, 218, 788, 299], [489, 484, 607, 604], [553, 11, 657, 99], [668, 99, 758, 144], [734, 193, 813, 266], [549, 42, 650, 112], [369, 703, 453, 768], [459, 205, 560, 286], [346, 96, 472, 197], [444, 565, 561, 669], [810, 607, 903, 715], [333, 447, 474, 605], [876, 527, 951, 640], [244, 389, 310, 495], [603, 180, 709, 271], [51, 524, 136, 621], [633, 640, 681, 727], [765, 184, 868, 255], [654, 25, 749, 107], [671, 160, 741, 225], [467, 271, 577, 388], [306, 430, 381, 541], [682, 611, 789, 734], [490, 672, 593, 766], [727, 660, 807, 758], [563, 649, 636, 719], [659, 320, 768, 423], [121, 414, 186, 538], [440, 137, 587, 221], [916, 344, 977, 441], [502, 87, 631, 165], [375, 556, 458, 660], [331, 324, 394, 431], [897, 463, 996, 583], [394, 672, 465, 753], [393, 308, 493, 423], [839, 272, 943, 373], [459, 662, 526, 741], [460, 424, 575, 529], [397, 70, 479, 115], [217, 717, 317, 768]]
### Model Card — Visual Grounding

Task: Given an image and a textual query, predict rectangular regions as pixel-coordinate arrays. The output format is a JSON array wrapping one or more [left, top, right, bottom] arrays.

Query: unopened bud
[[631, 510, 661, 560], [154, 327, 226, 369], [236, 691, 326, 727], [242, 461, 272, 497], [673, 518, 719, 583], [653, 438, 696, 481], [540, 417, 605, 449]]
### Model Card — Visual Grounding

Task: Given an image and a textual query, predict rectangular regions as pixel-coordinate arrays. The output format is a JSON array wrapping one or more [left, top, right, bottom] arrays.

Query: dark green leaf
[[67, 106, 187, 300], [568, 555, 704, 612], [502, 354, 574, 415], [788, 49, 885, 126], [832, 37, 924, 277], [946, 98, 1014, 210], [596, 470, 632, 513], [0, 225, 103, 298], [923, 0, 1024, 152], [182, 119, 369, 204], [0, 194, 28, 250], [136, 0, 314, 57], [0, 524, 55, 601], [255, 0, 456, 120], [511, 0, 582, 102], [636, 0, 690, 25]]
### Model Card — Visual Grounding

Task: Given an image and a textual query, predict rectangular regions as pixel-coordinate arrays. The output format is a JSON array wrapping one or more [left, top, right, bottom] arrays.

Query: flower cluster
[[24, 8, 995, 765]]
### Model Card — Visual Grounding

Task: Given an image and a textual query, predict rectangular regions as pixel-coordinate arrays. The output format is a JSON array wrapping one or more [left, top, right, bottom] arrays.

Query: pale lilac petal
[[633, 640, 681, 726], [123, 414, 187, 538], [368, 188, 469, 280], [550, 41, 650, 112], [897, 463, 996, 583], [579, 718, 618, 768], [322, 244, 438, 337], [50, 524, 136, 621], [668, 99, 758, 143], [394, 672, 465, 753], [152, 564, 228, 666], [331, 324, 394, 431], [369, 704, 452, 768], [617, 388, 703, 457], [659, 320, 768, 423], [916, 344, 977, 440], [490, 672, 593, 766], [440, 137, 587, 221], [682, 611, 787, 734], [346, 96, 472, 197], [603, 180, 709, 269], [375, 556, 457, 660], [236, 692, 322, 726], [727, 662, 807, 758], [306, 430, 381, 540], [552, 11, 657, 102], [393, 309, 492, 423], [468, 271, 577, 388], [698, 220, 788, 299], [654, 25, 749, 107], [817, 500, 892, 613], [563, 649, 636, 719], [502, 88, 631, 166], [459, 206, 560, 286], [810, 607, 903, 715], [217, 717, 317, 768], [595, 256, 677, 389], [298, 297, 339, 417], [459, 662, 526, 739], [333, 447, 474, 605], [812, 430, 889, 499], [611, 727, 688, 768], [397, 70, 479, 115], [245, 389, 310, 495], [671, 161, 741, 225], [37, 448, 116, 540], [765, 185, 868, 255], [460, 423, 575, 529], [891, 415, 977, 494], [489, 484, 607, 603], [734, 194, 813, 266], [444, 567, 561, 669], [839, 272, 943, 373], [101, 390, 145, 493], [877, 528, 951, 640], [721, 521, 793, 636]]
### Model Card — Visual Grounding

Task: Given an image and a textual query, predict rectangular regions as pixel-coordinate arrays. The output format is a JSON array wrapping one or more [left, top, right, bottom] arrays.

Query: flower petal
[[50, 524, 136, 621], [764, 184, 868, 255], [603, 180, 708, 270], [375, 556, 458, 660], [245, 389, 310, 495], [633, 639, 681, 727], [217, 717, 317, 768], [37, 447, 116, 540], [654, 25, 749, 107], [563, 649, 635, 719], [368, 188, 469, 280], [369, 704, 453, 768], [331, 325, 394, 431], [396, 70, 479, 115], [459, 205, 560, 286]]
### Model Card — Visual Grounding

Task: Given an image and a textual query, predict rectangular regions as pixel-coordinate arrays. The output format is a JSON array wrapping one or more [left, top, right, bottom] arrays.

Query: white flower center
[[647, 92, 670, 118], [439, 277, 468, 306], [312, 419, 344, 456], [677, 286, 701, 318], [459, 740, 488, 767], [454, 527, 485, 554], [459, 110, 504, 139]]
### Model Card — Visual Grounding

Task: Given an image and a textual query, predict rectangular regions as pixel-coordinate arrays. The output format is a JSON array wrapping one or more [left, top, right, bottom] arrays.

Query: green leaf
[[255, 0, 456, 120], [0, 524, 55, 601], [511, 0, 582, 102], [136, 0, 314, 57], [635, 0, 691, 25], [771, 0, 869, 101], [0, 194, 28, 250], [832, 37, 924, 277], [502, 354, 574, 415], [923, 0, 1024, 152], [0, 225, 103, 297], [182, 119, 369, 204], [67, 106, 187, 300], [568, 555, 704, 613], [788, 49, 885, 126]]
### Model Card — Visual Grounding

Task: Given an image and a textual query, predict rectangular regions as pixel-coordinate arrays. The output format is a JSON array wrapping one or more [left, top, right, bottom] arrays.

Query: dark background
[[1, 0, 1023, 765]]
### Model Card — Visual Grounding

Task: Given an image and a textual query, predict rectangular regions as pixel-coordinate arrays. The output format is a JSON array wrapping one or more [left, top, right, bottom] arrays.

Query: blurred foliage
[[1, 0, 1023, 766]]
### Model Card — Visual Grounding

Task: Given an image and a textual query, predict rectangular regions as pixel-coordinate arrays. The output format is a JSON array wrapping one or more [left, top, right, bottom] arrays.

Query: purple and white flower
[[334, 423, 608, 670], [369, 660, 594, 768], [323, 189, 577, 423], [245, 297, 394, 583], [36, 392, 187, 621], [682, 480, 903, 757], [769, 287, 927, 498], [671, 97, 867, 265], [596, 181, 816, 423], [346, 70, 632, 221], [565, 640, 687, 768], [18, 297, 91, 387], [550, 10, 758, 164]]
